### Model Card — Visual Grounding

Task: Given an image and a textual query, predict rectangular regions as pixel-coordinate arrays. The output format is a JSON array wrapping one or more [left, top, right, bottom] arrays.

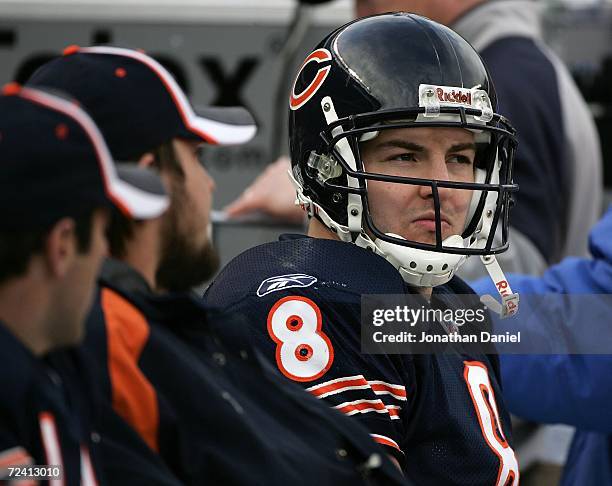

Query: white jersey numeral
[[267, 296, 334, 382], [39, 413, 99, 486], [39, 412, 64, 486], [464, 361, 519, 486]]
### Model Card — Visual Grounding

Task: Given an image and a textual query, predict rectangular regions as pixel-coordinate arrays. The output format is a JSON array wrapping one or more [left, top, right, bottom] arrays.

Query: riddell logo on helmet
[[436, 88, 472, 105]]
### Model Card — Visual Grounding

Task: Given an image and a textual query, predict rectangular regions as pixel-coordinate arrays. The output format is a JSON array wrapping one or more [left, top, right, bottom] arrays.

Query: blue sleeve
[[561, 431, 612, 485], [470, 207, 612, 432]]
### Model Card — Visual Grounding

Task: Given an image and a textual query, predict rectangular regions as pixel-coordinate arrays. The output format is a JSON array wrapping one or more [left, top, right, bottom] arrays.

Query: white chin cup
[[374, 233, 467, 287]]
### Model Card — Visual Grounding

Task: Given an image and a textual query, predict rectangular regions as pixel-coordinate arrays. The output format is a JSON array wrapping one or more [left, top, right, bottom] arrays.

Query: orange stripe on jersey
[[368, 381, 407, 400], [370, 434, 402, 453], [334, 399, 388, 416], [307, 375, 369, 398], [101, 288, 159, 452], [386, 405, 401, 419]]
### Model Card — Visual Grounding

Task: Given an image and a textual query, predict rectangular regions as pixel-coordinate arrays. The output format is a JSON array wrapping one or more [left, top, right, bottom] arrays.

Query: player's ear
[[43, 217, 77, 278]]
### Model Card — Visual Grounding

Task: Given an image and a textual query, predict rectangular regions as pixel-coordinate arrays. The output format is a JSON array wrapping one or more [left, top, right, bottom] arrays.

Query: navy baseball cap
[[0, 84, 169, 229], [27, 45, 257, 160]]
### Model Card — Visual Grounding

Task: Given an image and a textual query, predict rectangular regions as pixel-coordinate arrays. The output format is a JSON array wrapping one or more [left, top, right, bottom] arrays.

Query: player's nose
[[418, 156, 451, 199]]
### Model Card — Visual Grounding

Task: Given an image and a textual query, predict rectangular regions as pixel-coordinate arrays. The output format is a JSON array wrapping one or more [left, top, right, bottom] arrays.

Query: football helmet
[[287, 13, 519, 314]]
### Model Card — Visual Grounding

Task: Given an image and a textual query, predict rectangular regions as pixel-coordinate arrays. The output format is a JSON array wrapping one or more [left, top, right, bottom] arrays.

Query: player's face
[[360, 126, 476, 245], [173, 138, 215, 249], [59, 208, 109, 345], [156, 138, 219, 291]]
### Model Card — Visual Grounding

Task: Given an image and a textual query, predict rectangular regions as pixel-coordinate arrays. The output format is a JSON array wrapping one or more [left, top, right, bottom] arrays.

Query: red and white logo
[[436, 87, 472, 105], [419, 84, 476, 108], [289, 48, 332, 111]]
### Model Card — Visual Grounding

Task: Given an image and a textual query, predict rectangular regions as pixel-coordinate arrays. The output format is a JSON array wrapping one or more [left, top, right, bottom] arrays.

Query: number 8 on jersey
[[267, 296, 334, 382]]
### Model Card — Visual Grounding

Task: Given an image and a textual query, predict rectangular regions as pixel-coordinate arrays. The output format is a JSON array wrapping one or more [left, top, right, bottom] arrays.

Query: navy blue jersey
[[83, 259, 406, 486], [204, 235, 518, 486], [0, 323, 101, 486]]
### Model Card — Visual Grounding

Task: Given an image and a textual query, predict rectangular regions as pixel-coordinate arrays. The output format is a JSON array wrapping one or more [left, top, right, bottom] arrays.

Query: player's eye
[[388, 152, 417, 163], [447, 154, 473, 165]]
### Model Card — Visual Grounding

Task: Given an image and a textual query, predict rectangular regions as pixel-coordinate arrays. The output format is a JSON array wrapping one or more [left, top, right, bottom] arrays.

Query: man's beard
[[156, 202, 219, 292]]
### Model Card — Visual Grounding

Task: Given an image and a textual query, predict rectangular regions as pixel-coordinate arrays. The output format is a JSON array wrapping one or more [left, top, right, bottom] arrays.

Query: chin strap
[[478, 254, 519, 318]]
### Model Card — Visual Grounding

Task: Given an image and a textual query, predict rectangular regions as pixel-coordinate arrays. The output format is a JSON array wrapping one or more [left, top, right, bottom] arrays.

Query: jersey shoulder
[[204, 237, 414, 462], [205, 235, 406, 310]]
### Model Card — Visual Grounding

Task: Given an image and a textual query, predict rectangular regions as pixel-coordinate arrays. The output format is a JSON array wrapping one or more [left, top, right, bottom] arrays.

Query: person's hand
[[224, 156, 304, 224]]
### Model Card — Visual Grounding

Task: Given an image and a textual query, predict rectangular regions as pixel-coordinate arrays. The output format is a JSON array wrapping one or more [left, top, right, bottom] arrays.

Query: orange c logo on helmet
[[289, 48, 332, 111]]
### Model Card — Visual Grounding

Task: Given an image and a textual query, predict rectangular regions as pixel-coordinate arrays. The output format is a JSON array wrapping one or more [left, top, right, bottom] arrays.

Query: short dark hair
[[0, 210, 94, 284], [107, 140, 182, 258]]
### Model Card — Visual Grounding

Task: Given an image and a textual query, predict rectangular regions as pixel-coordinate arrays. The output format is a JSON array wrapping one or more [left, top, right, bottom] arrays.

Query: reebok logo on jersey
[[257, 274, 317, 297]]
